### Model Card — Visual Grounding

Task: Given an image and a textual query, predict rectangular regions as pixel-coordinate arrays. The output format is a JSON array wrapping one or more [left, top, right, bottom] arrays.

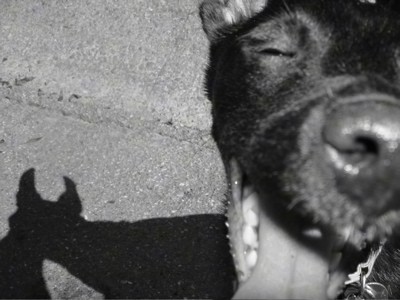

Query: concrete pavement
[[0, 0, 234, 298]]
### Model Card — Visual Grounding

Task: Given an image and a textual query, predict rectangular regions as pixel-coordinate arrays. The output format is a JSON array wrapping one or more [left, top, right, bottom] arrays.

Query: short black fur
[[201, 0, 400, 297]]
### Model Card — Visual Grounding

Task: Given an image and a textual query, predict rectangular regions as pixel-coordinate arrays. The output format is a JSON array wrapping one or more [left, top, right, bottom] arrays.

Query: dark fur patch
[[201, 0, 400, 297]]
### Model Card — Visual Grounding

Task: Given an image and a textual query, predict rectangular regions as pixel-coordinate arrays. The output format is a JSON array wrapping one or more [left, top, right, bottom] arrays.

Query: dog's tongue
[[233, 203, 337, 299]]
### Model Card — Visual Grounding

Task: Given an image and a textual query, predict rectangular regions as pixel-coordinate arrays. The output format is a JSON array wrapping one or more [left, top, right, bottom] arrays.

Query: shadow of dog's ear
[[16, 168, 40, 207], [199, 0, 268, 42], [57, 176, 83, 215]]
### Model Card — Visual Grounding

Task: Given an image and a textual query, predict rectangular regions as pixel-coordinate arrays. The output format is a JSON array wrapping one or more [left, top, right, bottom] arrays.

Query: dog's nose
[[323, 100, 400, 215]]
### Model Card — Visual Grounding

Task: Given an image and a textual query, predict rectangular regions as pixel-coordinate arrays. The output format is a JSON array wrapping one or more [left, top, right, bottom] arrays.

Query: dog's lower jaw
[[227, 158, 360, 299], [228, 197, 334, 299], [233, 211, 334, 299]]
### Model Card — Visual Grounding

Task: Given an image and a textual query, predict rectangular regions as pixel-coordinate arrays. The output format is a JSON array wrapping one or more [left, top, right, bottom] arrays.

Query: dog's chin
[[227, 158, 363, 300]]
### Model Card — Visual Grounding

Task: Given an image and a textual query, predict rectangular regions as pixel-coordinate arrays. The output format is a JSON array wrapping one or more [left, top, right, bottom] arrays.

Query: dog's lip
[[227, 158, 362, 299]]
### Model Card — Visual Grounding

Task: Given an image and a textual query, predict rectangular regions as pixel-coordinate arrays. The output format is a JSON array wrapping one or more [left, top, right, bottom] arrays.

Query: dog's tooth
[[243, 225, 258, 247], [225, 221, 230, 228], [230, 159, 242, 194], [242, 192, 258, 212], [245, 249, 258, 269], [244, 208, 259, 227], [237, 269, 246, 281], [242, 184, 255, 200]]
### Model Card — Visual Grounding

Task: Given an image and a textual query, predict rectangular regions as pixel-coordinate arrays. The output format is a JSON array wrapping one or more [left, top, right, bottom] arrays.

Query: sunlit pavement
[[0, 1, 234, 298]]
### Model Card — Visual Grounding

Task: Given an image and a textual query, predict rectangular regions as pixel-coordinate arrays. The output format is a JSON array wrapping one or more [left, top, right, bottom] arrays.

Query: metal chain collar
[[343, 243, 389, 300]]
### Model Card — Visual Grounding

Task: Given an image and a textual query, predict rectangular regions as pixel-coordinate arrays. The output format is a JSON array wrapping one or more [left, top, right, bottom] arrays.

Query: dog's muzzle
[[226, 95, 400, 299]]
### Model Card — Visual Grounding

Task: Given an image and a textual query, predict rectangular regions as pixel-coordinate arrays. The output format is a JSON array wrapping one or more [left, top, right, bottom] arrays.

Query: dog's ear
[[200, 0, 268, 43]]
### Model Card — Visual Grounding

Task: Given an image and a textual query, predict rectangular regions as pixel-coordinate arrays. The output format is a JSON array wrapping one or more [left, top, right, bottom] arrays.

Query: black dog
[[200, 0, 400, 298]]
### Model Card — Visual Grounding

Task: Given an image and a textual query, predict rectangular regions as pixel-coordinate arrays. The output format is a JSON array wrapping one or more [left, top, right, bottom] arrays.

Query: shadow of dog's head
[[200, 0, 400, 298]]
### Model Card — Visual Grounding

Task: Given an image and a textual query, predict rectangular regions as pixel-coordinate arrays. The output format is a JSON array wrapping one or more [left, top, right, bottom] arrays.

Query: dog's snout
[[323, 100, 400, 214], [323, 101, 400, 169]]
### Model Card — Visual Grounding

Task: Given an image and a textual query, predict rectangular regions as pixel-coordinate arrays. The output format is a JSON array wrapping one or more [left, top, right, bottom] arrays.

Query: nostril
[[322, 101, 400, 177], [321, 101, 400, 215], [325, 134, 379, 171], [338, 135, 379, 167], [353, 136, 379, 156], [323, 126, 382, 173]]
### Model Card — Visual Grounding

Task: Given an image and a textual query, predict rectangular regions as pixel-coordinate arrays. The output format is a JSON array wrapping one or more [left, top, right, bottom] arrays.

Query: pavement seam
[[0, 87, 216, 150]]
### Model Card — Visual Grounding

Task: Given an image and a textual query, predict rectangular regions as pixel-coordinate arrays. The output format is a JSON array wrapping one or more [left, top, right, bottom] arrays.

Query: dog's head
[[201, 0, 400, 298]]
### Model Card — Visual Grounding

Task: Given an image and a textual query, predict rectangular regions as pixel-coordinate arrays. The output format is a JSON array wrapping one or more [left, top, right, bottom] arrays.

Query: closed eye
[[258, 48, 296, 58]]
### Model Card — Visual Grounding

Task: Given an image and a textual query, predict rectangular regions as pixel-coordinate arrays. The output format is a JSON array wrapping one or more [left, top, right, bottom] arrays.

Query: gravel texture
[[0, 0, 234, 298]]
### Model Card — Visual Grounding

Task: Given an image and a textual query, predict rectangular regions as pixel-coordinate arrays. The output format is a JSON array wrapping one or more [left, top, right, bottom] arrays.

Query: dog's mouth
[[226, 158, 381, 299]]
